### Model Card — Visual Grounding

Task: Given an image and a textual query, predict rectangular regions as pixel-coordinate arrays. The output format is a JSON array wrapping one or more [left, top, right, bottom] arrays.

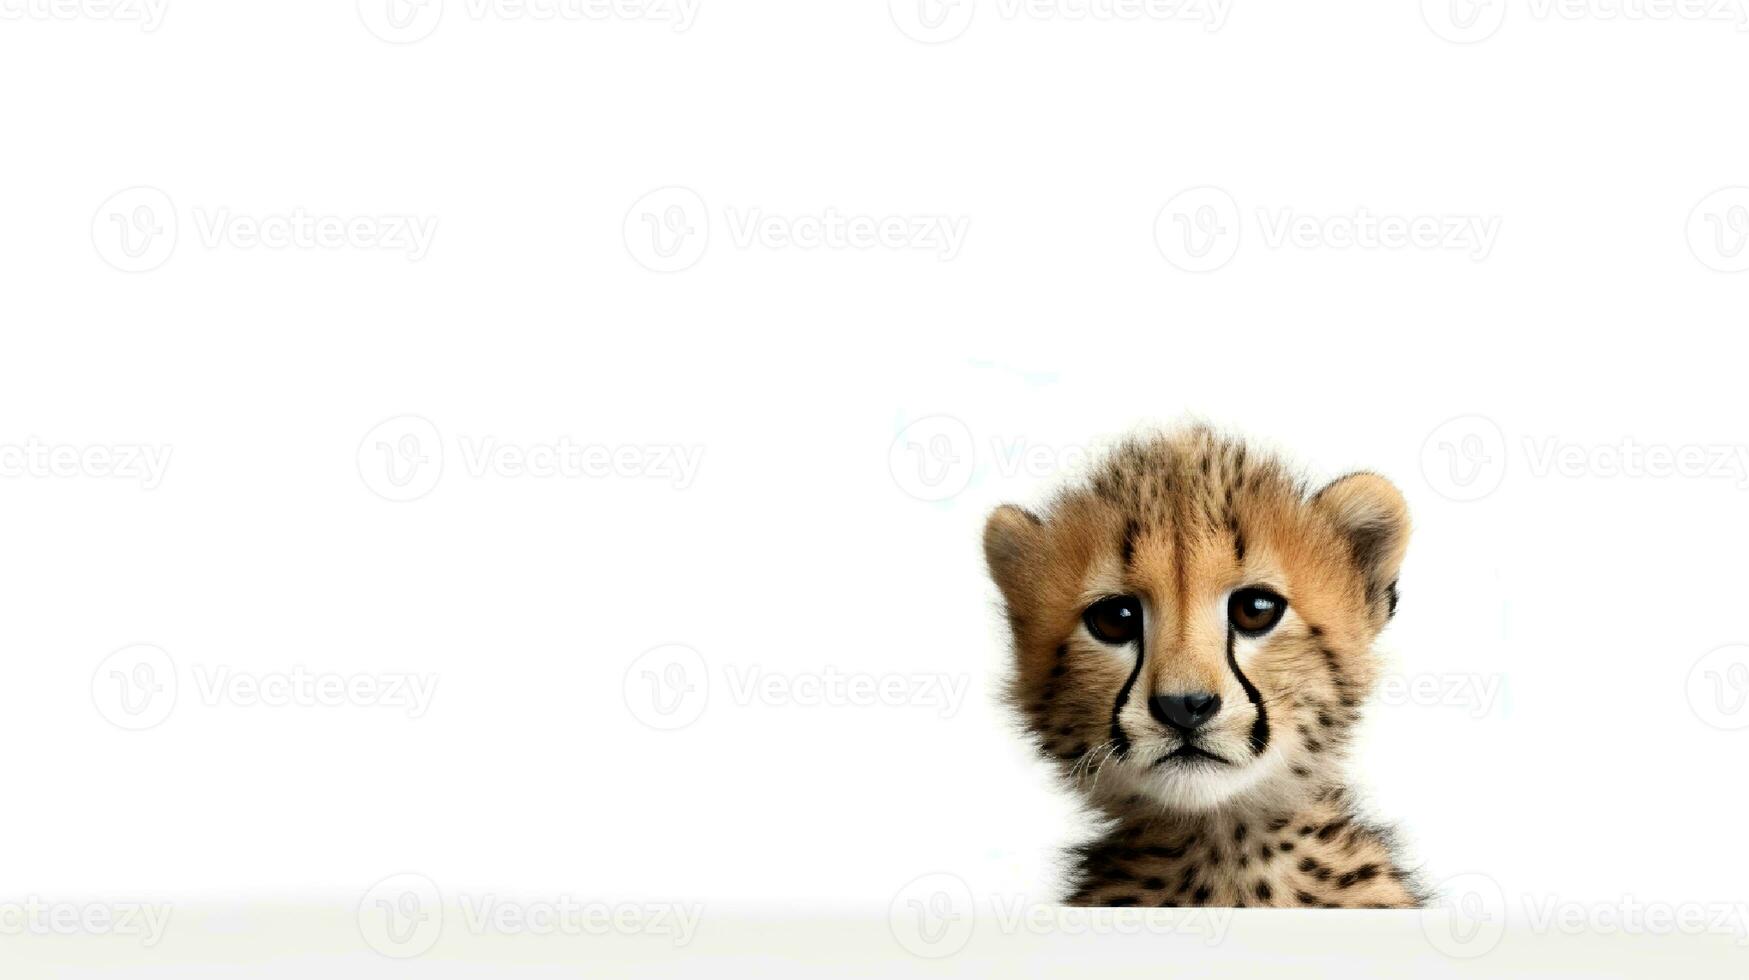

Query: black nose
[[1150, 692, 1222, 732]]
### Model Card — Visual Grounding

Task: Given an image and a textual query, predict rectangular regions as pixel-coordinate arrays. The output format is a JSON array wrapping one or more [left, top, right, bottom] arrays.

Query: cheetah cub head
[[983, 427, 1409, 816]]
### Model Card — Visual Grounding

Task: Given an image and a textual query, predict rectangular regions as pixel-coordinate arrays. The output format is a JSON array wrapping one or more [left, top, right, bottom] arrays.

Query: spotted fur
[[983, 426, 1426, 908]]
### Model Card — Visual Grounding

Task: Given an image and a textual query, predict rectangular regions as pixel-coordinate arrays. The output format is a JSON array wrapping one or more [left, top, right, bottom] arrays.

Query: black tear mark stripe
[[1109, 631, 1145, 756], [1226, 625, 1270, 754]]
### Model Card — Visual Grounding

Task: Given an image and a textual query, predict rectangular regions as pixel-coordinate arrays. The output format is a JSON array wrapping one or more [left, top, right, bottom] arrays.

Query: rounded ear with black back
[[1313, 473, 1411, 621]]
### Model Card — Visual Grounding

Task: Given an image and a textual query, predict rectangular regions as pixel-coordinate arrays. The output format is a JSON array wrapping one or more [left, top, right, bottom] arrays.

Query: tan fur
[[984, 426, 1424, 908]]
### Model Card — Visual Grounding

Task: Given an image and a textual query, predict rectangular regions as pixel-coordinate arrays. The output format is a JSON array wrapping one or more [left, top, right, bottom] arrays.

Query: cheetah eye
[[1083, 595, 1142, 645], [1228, 587, 1287, 636]]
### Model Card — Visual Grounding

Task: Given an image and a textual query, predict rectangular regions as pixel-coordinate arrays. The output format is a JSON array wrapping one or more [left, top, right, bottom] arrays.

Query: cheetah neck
[[1066, 791, 1422, 909]]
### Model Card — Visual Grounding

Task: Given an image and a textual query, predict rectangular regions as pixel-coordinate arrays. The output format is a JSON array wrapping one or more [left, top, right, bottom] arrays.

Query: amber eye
[[1228, 587, 1287, 636], [1083, 595, 1143, 645]]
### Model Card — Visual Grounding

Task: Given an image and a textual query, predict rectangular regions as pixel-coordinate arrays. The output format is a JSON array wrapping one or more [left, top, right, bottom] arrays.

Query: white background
[[4, 0, 1748, 972]]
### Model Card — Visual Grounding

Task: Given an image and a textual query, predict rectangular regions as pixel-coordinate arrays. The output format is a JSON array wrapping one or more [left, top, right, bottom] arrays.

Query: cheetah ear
[[1313, 473, 1410, 617], [983, 504, 1042, 607]]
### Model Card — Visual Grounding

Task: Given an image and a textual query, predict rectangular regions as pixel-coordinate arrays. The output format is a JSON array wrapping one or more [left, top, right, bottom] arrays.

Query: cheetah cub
[[983, 427, 1425, 909]]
